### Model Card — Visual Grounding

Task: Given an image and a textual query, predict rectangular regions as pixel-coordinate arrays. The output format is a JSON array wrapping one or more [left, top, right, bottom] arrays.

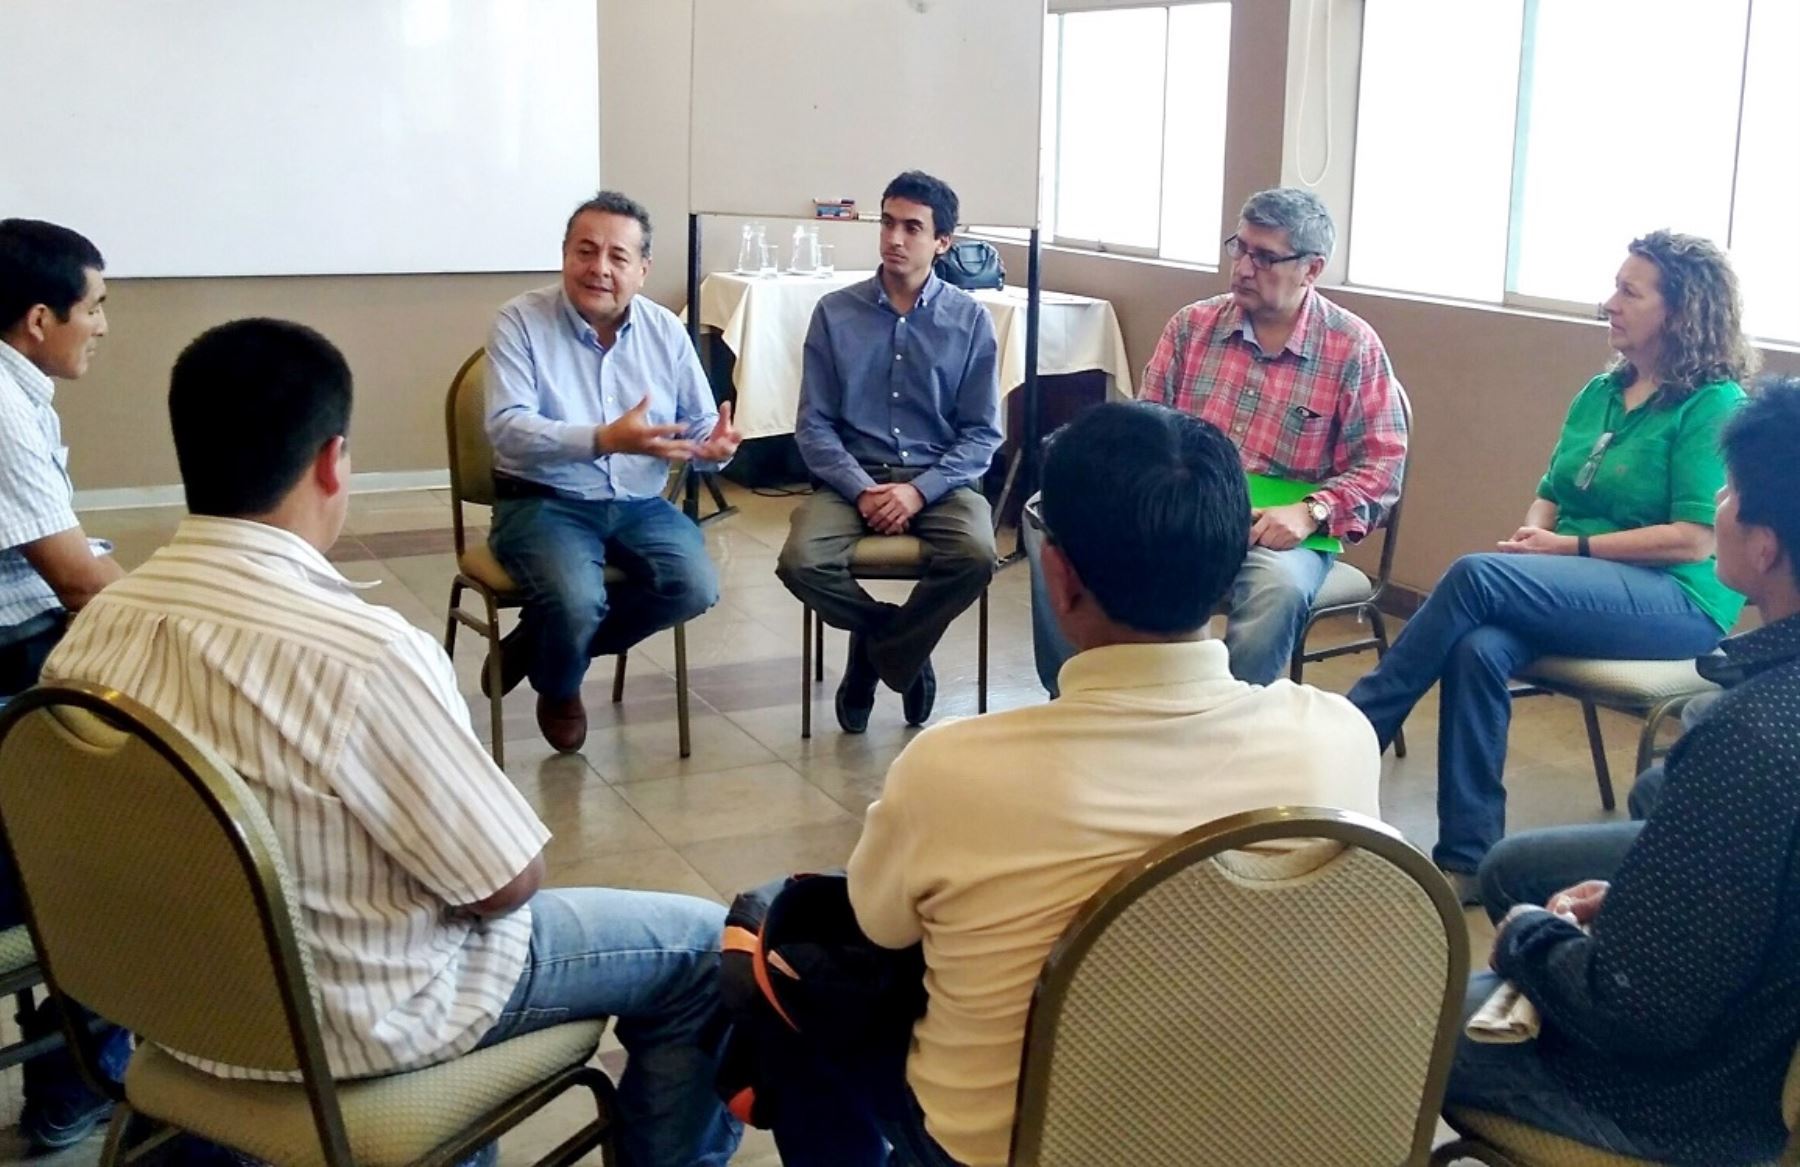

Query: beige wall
[[58, 0, 1800, 603]]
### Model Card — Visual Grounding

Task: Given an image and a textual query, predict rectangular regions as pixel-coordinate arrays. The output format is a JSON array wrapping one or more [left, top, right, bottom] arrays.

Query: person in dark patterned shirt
[[1443, 375, 1800, 1164]]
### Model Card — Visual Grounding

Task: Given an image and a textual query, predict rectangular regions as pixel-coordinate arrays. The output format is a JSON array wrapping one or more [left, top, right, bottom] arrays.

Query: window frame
[[1037, 0, 1231, 267]]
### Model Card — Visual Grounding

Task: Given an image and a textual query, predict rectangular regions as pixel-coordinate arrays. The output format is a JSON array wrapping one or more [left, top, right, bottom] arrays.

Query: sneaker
[[21, 1093, 113, 1151], [835, 633, 879, 734], [901, 657, 937, 727]]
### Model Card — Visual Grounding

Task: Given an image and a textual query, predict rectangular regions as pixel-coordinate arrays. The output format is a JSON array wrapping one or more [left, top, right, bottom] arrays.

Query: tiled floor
[[0, 480, 1663, 1164]]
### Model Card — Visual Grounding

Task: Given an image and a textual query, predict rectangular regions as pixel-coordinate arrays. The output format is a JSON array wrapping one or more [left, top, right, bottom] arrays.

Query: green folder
[[1246, 473, 1344, 554]]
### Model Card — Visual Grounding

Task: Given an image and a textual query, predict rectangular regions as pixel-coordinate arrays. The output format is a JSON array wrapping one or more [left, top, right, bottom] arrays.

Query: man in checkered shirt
[[1026, 188, 1408, 691]]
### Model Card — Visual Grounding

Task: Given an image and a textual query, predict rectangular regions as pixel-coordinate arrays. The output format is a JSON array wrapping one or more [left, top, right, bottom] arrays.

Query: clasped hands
[[1490, 878, 1609, 969], [858, 482, 926, 535], [594, 396, 741, 463], [1497, 525, 1577, 555]]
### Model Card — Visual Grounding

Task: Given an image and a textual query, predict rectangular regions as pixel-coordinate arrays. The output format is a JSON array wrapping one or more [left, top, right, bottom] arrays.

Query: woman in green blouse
[[1348, 231, 1757, 889]]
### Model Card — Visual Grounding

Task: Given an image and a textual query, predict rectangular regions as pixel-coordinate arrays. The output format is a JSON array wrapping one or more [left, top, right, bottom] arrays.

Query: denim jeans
[[1345, 553, 1722, 873], [1475, 823, 1640, 921], [1445, 972, 1654, 1158], [768, 1037, 965, 1167], [474, 888, 742, 1167], [1022, 498, 1331, 695], [489, 496, 718, 701]]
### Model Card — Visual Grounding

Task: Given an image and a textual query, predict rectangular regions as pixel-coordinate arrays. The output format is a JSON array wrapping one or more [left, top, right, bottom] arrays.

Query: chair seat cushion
[[1515, 656, 1719, 708], [1312, 561, 1376, 610], [126, 1020, 605, 1167], [457, 545, 519, 595], [1445, 1108, 1688, 1166], [460, 546, 626, 595], [0, 925, 37, 978], [849, 535, 927, 576]]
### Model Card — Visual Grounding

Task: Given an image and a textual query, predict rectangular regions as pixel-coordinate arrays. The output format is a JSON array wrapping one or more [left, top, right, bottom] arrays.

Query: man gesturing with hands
[[486, 191, 738, 752]]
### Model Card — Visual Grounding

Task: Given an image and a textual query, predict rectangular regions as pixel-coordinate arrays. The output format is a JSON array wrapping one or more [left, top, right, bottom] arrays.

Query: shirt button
[[901, 450, 910, 459], [892, 427, 900, 434], [894, 353, 903, 361], [892, 391, 900, 398]]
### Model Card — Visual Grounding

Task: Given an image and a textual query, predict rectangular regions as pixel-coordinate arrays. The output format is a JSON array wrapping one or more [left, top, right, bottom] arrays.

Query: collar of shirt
[[170, 515, 381, 593], [1057, 638, 1247, 703], [556, 289, 635, 352], [1220, 288, 1321, 362], [1700, 612, 1800, 688], [0, 340, 54, 408], [870, 268, 942, 314]]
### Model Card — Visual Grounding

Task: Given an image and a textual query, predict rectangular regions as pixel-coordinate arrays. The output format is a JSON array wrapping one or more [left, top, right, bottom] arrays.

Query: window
[[1350, 0, 1798, 345], [1041, 2, 1231, 265]]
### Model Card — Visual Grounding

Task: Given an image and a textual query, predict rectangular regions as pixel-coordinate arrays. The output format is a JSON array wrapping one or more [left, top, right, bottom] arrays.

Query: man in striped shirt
[[0, 218, 133, 1151], [1024, 188, 1408, 691], [43, 319, 741, 1167]]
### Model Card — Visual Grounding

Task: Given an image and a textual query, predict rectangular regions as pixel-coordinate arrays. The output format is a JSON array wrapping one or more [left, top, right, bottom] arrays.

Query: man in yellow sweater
[[772, 401, 1383, 1167]]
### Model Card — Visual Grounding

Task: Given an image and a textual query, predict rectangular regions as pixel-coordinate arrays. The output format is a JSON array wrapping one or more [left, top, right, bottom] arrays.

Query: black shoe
[[479, 627, 532, 699], [902, 657, 937, 727], [835, 634, 879, 734], [21, 1093, 113, 1151]]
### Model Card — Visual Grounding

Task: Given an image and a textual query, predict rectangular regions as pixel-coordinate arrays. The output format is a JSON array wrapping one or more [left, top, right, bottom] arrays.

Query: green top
[[1536, 374, 1746, 632]]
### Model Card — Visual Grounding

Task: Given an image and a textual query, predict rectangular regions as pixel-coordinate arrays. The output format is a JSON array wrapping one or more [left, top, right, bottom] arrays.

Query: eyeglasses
[[1574, 432, 1615, 491], [1223, 234, 1312, 271], [1023, 495, 1055, 545]]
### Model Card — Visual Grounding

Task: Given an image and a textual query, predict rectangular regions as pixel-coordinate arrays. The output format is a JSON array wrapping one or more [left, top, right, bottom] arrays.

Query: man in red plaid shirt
[[1026, 188, 1408, 691]]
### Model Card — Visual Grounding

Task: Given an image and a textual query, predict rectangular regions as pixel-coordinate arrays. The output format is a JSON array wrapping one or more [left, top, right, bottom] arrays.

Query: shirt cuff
[[1307, 489, 1362, 542], [910, 469, 952, 506]]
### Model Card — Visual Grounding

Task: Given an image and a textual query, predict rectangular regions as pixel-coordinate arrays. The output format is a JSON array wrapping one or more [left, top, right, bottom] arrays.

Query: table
[[694, 270, 1134, 441]]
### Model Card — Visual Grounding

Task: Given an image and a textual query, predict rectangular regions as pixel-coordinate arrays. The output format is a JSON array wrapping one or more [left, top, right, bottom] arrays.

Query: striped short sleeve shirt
[[0, 341, 79, 632], [42, 516, 551, 1080]]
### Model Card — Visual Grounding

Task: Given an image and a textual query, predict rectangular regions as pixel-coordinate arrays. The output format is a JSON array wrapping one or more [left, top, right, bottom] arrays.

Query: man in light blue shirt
[[486, 191, 740, 752], [776, 172, 1001, 734]]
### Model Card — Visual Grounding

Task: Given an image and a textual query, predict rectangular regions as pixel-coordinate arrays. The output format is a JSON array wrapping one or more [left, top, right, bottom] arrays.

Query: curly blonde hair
[[1610, 230, 1759, 399]]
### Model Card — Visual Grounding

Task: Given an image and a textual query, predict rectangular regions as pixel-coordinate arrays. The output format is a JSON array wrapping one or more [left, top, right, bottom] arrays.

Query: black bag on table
[[933, 240, 1005, 290]]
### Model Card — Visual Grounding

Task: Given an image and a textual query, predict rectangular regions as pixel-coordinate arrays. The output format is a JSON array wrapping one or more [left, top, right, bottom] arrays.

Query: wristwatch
[[1303, 495, 1330, 531]]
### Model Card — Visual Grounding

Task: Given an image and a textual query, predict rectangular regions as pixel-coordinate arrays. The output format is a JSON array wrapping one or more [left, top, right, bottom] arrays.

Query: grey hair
[[564, 190, 653, 258], [1239, 188, 1335, 259]]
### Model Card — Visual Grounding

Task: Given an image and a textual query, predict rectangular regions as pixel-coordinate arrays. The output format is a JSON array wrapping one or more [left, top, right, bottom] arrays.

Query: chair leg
[[612, 651, 628, 704], [814, 609, 825, 682], [978, 588, 989, 714], [483, 592, 506, 771], [1637, 695, 1687, 778], [1368, 608, 1408, 759], [674, 623, 692, 759], [1580, 700, 1615, 811], [801, 605, 813, 740], [445, 579, 464, 656]]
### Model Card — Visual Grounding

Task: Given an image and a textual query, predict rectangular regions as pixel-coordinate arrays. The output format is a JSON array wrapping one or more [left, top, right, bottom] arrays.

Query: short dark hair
[[1040, 402, 1249, 634], [169, 319, 353, 518], [564, 190, 653, 257], [0, 219, 105, 333], [882, 171, 959, 238], [1722, 375, 1800, 588]]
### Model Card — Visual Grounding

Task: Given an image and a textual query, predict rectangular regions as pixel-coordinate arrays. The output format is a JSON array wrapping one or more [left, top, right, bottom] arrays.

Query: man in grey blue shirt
[[776, 172, 1001, 734], [486, 192, 740, 752]]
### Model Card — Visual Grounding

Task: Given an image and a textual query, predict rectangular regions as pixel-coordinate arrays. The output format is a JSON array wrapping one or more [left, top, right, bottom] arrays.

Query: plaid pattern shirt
[[1140, 290, 1408, 541]]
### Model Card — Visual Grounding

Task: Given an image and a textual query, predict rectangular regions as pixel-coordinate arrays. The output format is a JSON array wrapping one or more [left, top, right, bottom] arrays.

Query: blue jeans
[[489, 496, 718, 701], [1023, 501, 1331, 694], [1475, 822, 1640, 922], [768, 1038, 964, 1167], [1345, 553, 1722, 873], [474, 888, 742, 1167], [1445, 972, 1653, 1158]]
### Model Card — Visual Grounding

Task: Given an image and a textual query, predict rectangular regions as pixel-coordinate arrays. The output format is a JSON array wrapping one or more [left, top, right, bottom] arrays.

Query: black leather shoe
[[835, 633, 879, 734], [480, 627, 532, 699], [902, 657, 937, 727]]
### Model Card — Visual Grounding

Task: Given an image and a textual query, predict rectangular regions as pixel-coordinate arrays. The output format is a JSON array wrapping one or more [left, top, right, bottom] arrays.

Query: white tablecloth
[[695, 270, 1134, 440]]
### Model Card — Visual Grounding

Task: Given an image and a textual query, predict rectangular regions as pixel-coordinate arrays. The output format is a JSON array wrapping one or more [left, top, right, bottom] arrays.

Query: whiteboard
[[690, 0, 1044, 228], [0, 0, 600, 278]]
